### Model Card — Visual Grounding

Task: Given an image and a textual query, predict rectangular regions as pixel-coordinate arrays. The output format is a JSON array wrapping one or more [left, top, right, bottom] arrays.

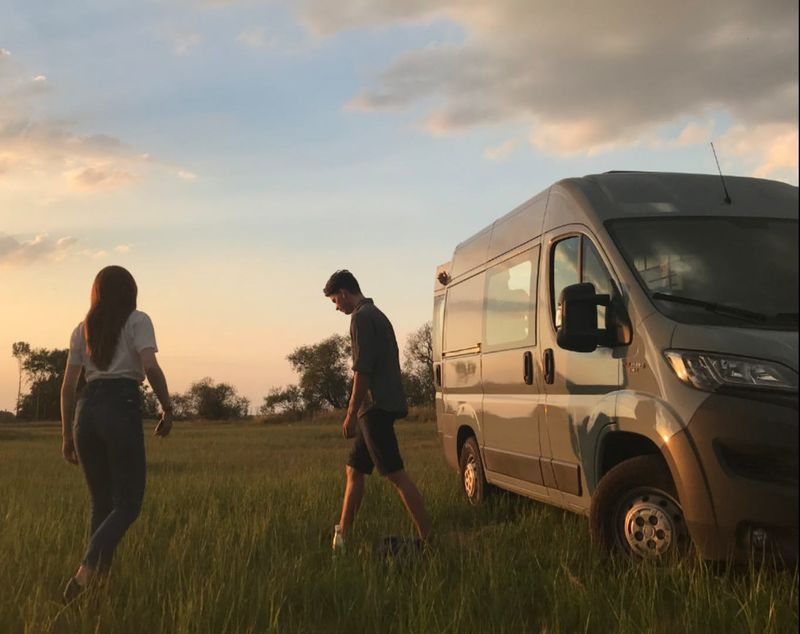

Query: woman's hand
[[62, 437, 79, 465], [154, 410, 173, 438]]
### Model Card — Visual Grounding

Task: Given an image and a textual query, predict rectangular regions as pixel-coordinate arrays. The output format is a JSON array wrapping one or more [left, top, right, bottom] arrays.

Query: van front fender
[[607, 390, 717, 541]]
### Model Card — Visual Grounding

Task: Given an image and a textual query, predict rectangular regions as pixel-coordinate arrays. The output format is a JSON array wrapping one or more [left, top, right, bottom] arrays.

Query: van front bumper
[[666, 391, 798, 563]]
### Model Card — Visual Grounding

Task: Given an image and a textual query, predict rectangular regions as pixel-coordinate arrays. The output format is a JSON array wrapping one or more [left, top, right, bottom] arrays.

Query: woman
[[60, 265, 173, 603]]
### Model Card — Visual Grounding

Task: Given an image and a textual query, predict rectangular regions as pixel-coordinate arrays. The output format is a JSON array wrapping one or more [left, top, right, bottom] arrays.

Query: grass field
[[1, 418, 797, 633]]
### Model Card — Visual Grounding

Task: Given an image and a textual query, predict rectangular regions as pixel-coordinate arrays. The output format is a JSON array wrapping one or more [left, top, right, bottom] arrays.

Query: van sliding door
[[480, 246, 548, 493]]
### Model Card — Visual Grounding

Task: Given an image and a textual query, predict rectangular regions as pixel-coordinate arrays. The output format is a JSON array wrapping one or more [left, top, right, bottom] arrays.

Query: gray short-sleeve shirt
[[350, 298, 408, 418]]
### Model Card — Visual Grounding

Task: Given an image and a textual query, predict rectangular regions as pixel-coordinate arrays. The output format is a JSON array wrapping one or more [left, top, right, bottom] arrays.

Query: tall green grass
[[1, 420, 796, 633]]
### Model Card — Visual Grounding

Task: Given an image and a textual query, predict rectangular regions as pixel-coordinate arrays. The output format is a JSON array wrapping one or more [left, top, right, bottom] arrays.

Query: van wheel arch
[[456, 425, 476, 463], [598, 431, 661, 482]]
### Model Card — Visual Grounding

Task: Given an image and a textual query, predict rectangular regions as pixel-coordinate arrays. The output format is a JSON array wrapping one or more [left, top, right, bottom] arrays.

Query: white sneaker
[[332, 524, 345, 553]]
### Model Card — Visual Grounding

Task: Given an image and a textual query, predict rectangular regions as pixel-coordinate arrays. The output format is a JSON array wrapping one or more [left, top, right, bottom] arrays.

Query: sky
[[1, 0, 798, 413]]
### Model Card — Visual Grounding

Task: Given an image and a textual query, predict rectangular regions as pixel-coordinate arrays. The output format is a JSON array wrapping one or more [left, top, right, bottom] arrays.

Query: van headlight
[[664, 350, 798, 392]]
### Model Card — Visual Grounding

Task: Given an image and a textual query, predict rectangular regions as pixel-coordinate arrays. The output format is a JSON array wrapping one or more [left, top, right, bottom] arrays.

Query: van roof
[[444, 171, 798, 282], [570, 171, 798, 221]]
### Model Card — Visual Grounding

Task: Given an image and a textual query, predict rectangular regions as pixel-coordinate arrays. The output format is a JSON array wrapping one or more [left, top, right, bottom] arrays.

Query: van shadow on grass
[[435, 488, 580, 549]]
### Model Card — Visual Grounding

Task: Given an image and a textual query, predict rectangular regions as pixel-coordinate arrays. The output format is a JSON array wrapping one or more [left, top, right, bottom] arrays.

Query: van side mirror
[[556, 283, 610, 352]]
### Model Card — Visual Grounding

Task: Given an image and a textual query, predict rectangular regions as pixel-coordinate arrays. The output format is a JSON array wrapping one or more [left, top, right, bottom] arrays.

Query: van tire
[[590, 455, 690, 560], [459, 437, 489, 506]]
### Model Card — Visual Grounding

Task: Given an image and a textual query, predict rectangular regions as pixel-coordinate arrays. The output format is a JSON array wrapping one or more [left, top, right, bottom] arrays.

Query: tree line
[[259, 322, 433, 421], [4, 323, 433, 423]]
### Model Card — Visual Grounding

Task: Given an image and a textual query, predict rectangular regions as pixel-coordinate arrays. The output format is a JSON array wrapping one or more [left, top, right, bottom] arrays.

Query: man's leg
[[386, 470, 432, 541], [340, 428, 373, 539], [339, 466, 365, 538]]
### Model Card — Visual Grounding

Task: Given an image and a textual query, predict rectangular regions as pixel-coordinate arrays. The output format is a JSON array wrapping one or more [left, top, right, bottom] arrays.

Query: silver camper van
[[433, 171, 798, 562]]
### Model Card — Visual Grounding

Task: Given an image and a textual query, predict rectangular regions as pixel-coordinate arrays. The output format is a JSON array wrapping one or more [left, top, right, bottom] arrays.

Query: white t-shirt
[[67, 310, 158, 383]]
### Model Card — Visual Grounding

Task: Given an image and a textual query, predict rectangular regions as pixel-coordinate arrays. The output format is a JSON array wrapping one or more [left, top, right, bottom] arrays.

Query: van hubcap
[[619, 491, 684, 558], [464, 459, 477, 498]]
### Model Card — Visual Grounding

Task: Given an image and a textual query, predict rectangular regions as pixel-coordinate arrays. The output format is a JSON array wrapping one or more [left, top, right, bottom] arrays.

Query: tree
[[402, 322, 434, 407], [11, 341, 31, 418], [184, 377, 249, 420], [287, 334, 351, 411], [139, 384, 160, 419], [259, 385, 306, 420], [18, 348, 84, 421], [169, 392, 193, 421]]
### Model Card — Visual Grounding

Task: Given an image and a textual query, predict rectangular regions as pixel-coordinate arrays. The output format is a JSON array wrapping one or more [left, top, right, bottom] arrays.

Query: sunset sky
[[1, 0, 798, 413]]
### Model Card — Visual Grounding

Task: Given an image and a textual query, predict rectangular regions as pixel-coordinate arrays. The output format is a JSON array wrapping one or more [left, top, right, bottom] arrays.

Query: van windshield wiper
[[651, 292, 768, 323]]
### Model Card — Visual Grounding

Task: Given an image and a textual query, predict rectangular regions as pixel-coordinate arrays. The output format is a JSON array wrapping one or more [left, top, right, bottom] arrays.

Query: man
[[323, 269, 431, 551]]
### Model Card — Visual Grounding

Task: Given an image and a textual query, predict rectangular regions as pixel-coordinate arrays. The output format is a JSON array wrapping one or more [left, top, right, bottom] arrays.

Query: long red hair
[[84, 266, 138, 370]]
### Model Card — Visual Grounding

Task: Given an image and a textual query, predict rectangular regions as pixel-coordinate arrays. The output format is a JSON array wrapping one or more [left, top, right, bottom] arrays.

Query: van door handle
[[523, 351, 533, 385], [434, 363, 442, 388], [544, 348, 555, 384]]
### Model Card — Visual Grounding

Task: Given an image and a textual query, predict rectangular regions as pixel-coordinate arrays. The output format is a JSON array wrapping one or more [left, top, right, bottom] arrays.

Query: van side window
[[485, 248, 538, 349], [444, 273, 484, 352], [552, 237, 580, 328], [582, 240, 613, 329], [551, 235, 614, 329]]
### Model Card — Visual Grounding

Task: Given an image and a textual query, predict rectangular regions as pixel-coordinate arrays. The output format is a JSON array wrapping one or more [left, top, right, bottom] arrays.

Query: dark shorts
[[347, 409, 404, 476]]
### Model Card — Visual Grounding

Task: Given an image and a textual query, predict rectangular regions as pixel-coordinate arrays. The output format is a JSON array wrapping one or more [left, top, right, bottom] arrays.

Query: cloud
[[0, 115, 145, 193], [0, 233, 77, 266], [299, 0, 450, 35], [0, 230, 125, 267], [67, 165, 136, 191], [304, 0, 798, 168], [237, 26, 273, 49], [674, 122, 714, 147], [484, 138, 518, 161], [177, 168, 197, 180], [0, 52, 186, 197], [718, 123, 799, 183], [80, 248, 109, 260], [168, 31, 202, 56]]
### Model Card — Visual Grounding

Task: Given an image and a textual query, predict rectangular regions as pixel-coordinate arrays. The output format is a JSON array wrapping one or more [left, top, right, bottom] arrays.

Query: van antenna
[[710, 142, 732, 205]]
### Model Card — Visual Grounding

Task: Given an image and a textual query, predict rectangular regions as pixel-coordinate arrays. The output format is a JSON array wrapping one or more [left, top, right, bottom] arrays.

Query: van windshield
[[607, 217, 799, 330]]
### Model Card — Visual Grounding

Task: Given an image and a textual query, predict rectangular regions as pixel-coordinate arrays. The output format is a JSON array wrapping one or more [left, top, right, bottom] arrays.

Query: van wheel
[[459, 437, 489, 506], [590, 455, 690, 560]]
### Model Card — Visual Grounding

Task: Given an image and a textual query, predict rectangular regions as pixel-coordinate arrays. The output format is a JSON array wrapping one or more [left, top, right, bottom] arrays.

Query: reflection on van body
[[433, 172, 799, 563]]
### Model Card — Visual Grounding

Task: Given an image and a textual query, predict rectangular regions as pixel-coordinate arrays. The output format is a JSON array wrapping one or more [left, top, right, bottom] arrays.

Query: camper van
[[433, 171, 798, 562]]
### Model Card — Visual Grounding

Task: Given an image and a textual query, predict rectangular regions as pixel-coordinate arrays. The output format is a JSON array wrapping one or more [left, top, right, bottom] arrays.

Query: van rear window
[[444, 274, 484, 352]]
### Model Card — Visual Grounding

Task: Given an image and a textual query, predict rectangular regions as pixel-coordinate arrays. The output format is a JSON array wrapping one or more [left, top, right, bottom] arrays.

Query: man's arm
[[60, 363, 82, 464], [343, 371, 370, 438], [344, 311, 377, 438]]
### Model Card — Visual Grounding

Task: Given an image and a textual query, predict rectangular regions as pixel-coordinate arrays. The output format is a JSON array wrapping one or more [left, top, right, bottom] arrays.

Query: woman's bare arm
[[60, 363, 82, 464], [139, 348, 173, 437]]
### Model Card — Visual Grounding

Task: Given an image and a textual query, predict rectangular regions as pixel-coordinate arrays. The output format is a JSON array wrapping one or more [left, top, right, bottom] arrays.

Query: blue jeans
[[73, 378, 145, 571]]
